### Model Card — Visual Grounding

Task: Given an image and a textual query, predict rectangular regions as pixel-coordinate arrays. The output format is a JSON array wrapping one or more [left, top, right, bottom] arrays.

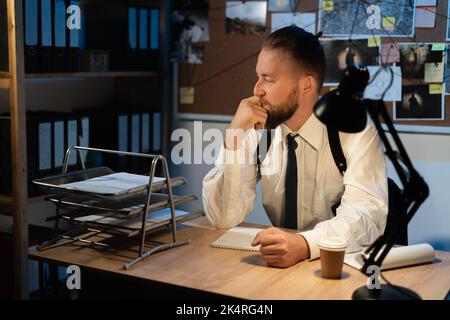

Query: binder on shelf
[[127, 7, 138, 70], [67, 0, 80, 72], [152, 111, 161, 153], [0, 0, 8, 72], [24, 0, 40, 73], [127, 6, 159, 71], [40, 0, 53, 72], [148, 8, 159, 71], [52, 0, 67, 72], [138, 7, 149, 70]]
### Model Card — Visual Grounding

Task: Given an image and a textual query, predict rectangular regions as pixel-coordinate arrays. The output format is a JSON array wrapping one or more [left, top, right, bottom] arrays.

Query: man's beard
[[261, 87, 299, 130]]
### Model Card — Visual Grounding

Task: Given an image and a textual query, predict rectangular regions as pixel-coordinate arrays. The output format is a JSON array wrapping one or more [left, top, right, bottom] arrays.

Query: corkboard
[[178, 0, 450, 128]]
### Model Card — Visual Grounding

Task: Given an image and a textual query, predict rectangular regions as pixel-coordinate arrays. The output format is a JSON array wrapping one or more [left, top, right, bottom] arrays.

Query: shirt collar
[[280, 113, 325, 151]]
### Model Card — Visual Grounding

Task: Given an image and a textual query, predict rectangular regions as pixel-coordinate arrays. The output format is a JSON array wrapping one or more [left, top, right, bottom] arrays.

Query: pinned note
[[424, 62, 444, 83], [431, 43, 446, 51], [383, 16, 396, 31], [322, 1, 334, 11], [179, 87, 195, 104], [429, 83, 442, 94], [368, 37, 380, 47], [415, 6, 436, 28], [380, 43, 400, 63]]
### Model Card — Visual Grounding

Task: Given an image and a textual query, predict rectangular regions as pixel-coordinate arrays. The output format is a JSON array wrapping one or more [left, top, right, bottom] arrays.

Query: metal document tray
[[57, 209, 205, 237], [47, 192, 198, 217], [33, 166, 187, 199]]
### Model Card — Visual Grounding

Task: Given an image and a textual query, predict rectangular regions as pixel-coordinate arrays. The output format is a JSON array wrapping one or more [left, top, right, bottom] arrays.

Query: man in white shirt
[[202, 26, 388, 268]]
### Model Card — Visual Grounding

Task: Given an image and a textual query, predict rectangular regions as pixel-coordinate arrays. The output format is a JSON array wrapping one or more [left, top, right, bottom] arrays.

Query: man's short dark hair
[[263, 26, 326, 91]]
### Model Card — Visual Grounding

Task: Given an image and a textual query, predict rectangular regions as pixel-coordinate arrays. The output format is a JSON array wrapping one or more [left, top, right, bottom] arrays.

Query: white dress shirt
[[202, 113, 388, 259]]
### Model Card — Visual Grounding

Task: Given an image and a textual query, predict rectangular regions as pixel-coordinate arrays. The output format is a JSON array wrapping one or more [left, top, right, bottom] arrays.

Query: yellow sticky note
[[383, 16, 395, 30], [180, 87, 195, 104], [368, 37, 381, 47], [322, 1, 334, 11], [429, 83, 442, 94]]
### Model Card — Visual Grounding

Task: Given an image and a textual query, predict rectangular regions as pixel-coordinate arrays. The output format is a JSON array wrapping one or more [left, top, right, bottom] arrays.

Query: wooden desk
[[29, 217, 450, 300]]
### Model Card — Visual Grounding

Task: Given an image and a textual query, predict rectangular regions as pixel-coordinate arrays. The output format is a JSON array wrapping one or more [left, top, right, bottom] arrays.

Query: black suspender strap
[[256, 129, 272, 166], [257, 126, 346, 176], [327, 126, 347, 176]]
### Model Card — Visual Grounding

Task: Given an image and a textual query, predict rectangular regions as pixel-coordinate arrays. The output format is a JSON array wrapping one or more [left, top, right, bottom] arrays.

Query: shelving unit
[[1, 0, 173, 299], [25, 71, 159, 79]]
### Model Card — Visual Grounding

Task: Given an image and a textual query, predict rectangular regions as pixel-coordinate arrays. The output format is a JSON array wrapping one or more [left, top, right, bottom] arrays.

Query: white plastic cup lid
[[318, 236, 348, 252]]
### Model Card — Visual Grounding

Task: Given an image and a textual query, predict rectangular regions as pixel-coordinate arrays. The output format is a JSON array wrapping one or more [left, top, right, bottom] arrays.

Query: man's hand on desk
[[251, 227, 311, 268]]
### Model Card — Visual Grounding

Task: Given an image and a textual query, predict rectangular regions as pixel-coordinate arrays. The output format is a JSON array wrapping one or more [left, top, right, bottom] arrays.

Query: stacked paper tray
[[33, 166, 187, 199], [47, 192, 198, 217], [57, 208, 205, 237]]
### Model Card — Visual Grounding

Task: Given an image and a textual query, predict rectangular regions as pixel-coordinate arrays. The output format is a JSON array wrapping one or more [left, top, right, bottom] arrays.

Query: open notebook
[[210, 227, 265, 252]]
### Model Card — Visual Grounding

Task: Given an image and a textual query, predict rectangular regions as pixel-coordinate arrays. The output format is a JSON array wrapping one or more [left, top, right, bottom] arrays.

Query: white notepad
[[210, 227, 264, 252]]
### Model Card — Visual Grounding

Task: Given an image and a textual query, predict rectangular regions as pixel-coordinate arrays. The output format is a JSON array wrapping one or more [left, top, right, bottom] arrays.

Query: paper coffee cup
[[318, 237, 348, 279]]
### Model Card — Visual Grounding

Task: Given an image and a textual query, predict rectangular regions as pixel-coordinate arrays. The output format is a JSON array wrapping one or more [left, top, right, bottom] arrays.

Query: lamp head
[[314, 64, 370, 133]]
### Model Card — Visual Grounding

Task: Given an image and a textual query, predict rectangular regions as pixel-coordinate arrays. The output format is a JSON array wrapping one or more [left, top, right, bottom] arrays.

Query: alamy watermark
[[170, 121, 278, 174], [366, 265, 381, 290], [66, 5, 81, 30], [66, 265, 81, 290]]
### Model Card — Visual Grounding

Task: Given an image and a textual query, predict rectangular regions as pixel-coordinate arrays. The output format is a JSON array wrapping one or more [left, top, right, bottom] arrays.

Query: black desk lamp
[[314, 65, 429, 299]]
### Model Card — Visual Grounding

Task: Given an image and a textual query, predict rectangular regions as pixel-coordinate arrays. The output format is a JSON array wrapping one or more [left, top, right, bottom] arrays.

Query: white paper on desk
[[415, 6, 436, 28], [60, 172, 165, 195], [344, 243, 435, 271], [271, 13, 316, 34], [363, 66, 402, 101]]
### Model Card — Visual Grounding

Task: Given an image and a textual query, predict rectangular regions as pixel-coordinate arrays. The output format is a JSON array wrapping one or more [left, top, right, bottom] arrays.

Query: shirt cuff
[[215, 143, 255, 167], [299, 228, 327, 261]]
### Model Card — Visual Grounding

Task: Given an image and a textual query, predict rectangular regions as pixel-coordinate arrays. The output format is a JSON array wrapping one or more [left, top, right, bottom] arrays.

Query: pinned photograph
[[400, 43, 444, 80], [319, 0, 415, 38], [226, 1, 267, 35], [268, 0, 298, 12], [446, 46, 450, 94], [321, 39, 379, 84], [380, 43, 400, 64], [363, 66, 402, 102], [181, 44, 204, 64], [394, 85, 444, 120], [178, 12, 210, 43], [271, 12, 316, 34]]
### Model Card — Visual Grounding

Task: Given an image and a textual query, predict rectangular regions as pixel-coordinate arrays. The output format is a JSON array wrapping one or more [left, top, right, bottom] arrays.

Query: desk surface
[[29, 218, 450, 300]]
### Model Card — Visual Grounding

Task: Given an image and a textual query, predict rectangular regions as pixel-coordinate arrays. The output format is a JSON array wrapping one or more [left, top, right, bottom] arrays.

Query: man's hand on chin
[[251, 227, 311, 268]]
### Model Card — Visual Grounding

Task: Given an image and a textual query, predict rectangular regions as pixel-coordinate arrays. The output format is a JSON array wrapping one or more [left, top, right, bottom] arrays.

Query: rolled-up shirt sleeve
[[202, 129, 261, 229], [300, 120, 389, 260]]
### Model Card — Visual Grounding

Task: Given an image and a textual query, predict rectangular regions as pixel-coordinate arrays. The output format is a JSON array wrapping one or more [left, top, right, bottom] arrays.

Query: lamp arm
[[359, 99, 429, 273]]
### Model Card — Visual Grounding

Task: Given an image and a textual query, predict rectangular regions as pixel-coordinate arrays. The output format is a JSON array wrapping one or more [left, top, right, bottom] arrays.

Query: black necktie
[[285, 134, 298, 229]]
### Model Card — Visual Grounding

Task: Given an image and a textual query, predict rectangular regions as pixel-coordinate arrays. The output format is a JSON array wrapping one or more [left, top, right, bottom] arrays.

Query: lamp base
[[352, 284, 421, 300]]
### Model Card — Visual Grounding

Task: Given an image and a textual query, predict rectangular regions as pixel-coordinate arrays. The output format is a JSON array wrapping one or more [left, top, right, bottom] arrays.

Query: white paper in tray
[[59, 172, 165, 195]]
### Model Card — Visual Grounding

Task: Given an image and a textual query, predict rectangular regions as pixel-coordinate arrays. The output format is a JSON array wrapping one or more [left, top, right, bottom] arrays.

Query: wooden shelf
[[25, 71, 159, 79], [0, 195, 51, 217], [0, 196, 13, 216]]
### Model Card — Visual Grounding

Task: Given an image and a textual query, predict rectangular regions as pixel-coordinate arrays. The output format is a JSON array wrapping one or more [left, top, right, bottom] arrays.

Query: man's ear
[[299, 74, 316, 97]]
